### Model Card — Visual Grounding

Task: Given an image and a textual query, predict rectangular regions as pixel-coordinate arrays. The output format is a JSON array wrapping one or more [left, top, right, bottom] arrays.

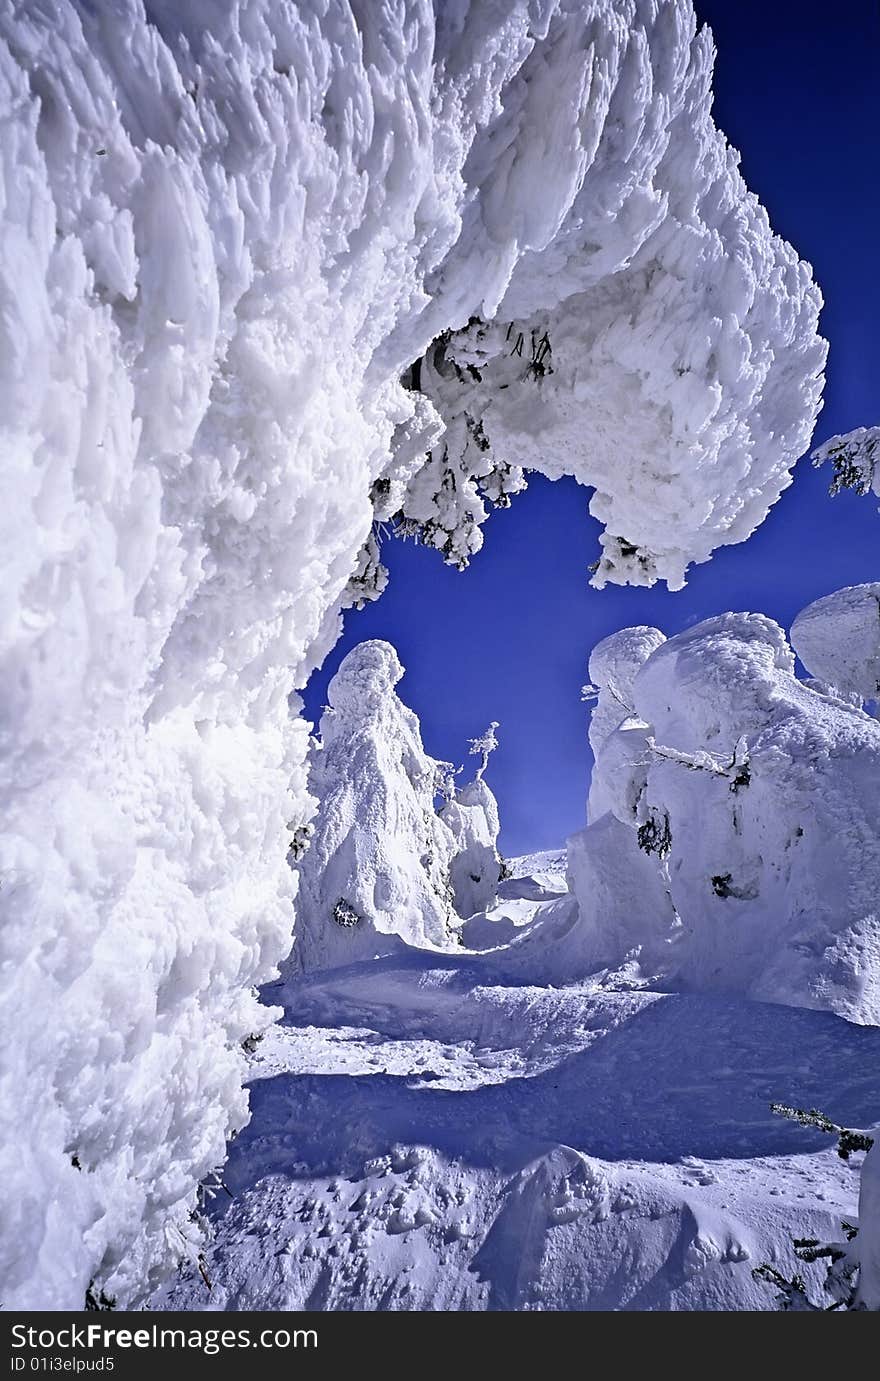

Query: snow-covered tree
[[568, 595, 880, 1023], [468, 722, 500, 781], [288, 649, 508, 959], [0, 0, 827, 1307], [286, 642, 460, 974]]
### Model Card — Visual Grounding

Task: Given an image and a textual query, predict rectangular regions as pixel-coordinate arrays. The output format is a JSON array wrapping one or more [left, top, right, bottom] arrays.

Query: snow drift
[[568, 595, 880, 1023], [0, 0, 825, 1307]]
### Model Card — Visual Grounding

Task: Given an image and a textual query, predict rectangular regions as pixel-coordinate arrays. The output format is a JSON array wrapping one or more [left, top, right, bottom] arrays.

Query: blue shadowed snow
[[160, 948, 880, 1312], [303, 0, 880, 857]]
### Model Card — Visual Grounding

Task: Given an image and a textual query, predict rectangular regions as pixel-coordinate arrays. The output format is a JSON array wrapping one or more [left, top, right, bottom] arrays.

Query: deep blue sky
[[304, 0, 880, 857]]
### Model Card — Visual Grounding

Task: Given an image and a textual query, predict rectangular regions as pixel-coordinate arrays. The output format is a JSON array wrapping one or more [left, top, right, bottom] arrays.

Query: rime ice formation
[[0, 0, 826, 1308], [791, 583, 880, 702], [568, 599, 880, 1023], [441, 776, 503, 920], [813, 425, 880, 502], [288, 645, 506, 971], [566, 623, 678, 973], [584, 625, 667, 820], [285, 642, 460, 975]]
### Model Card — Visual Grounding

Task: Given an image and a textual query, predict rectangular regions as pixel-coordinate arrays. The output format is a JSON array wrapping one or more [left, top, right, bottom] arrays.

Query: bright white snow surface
[[158, 935, 880, 1312], [1, 0, 826, 1308]]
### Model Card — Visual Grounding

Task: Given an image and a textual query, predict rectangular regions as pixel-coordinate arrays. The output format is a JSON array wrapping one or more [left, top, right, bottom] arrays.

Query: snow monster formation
[[0, 1, 825, 1307], [287, 641, 462, 974], [791, 583, 880, 704], [288, 643, 505, 974], [440, 724, 504, 920], [569, 593, 880, 1023], [441, 776, 504, 921]]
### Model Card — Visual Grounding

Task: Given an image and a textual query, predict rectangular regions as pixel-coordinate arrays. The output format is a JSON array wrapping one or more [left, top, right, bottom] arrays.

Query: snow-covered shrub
[[0, 0, 825, 1307], [569, 598, 880, 1021], [285, 642, 460, 974], [468, 723, 500, 781]]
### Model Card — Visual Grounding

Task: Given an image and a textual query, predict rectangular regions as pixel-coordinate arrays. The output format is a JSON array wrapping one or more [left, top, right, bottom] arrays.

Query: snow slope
[[158, 945, 879, 1312], [0, 0, 825, 1307]]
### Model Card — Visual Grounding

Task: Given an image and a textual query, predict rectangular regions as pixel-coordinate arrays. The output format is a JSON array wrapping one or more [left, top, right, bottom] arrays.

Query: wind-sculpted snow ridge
[[0, 0, 824, 1307], [567, 595, 880, 1023]]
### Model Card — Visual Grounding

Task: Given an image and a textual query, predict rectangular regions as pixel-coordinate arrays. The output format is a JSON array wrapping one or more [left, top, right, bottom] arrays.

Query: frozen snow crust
[[569, 602, 880, 1023], [0, 0, 824, 1307]]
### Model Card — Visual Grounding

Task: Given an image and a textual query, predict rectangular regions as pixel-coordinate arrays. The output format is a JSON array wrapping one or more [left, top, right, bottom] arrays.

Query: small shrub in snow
[[84, 1283, 116, 1312], [637, 809, 672, 859]]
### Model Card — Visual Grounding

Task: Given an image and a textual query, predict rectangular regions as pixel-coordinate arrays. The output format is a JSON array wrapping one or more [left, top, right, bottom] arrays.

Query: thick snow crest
[[0, 0, 824, 1307], [570, 598, 880, 1021], [585, 624, 667, 821]]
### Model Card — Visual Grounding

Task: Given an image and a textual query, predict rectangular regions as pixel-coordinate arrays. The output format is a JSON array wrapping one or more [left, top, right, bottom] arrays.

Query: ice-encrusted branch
[[812, 425, 880, 499]]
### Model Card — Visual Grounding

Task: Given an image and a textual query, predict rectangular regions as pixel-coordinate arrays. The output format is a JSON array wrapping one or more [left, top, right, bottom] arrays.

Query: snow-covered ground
[[157, 861, 879, 1312]]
